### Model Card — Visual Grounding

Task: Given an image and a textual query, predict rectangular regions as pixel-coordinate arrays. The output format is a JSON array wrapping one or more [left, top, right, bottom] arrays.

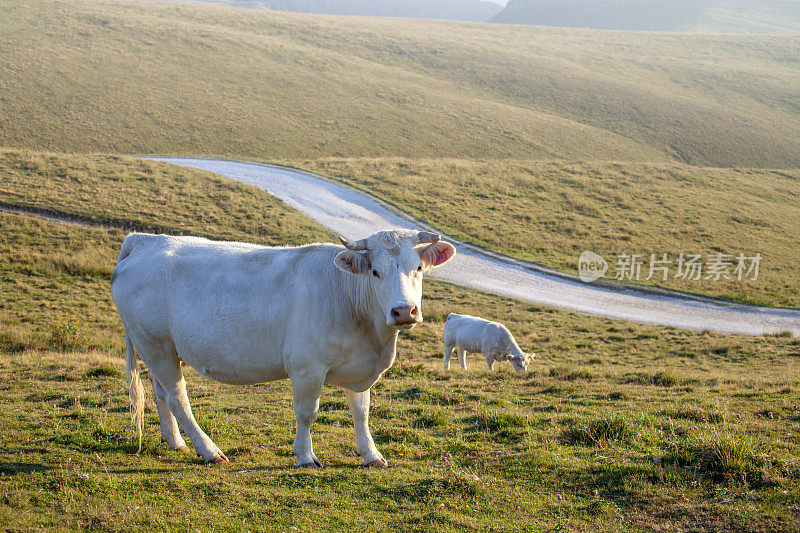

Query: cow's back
[[445, 313, 493, 353], [111, 233, 344, 384], [112, 234, 263, 334]]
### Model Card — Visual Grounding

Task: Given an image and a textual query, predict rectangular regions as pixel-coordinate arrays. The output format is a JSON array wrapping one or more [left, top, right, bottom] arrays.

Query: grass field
[[1, 0, 799, 168], [290, 157, 800, 308], [1, 157, 800, 530]]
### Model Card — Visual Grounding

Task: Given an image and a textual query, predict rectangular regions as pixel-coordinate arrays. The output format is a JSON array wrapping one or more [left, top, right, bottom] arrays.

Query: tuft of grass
[[50, 316, 86, 351], [84, 364, 122, 379], [474, 411, 529, 443], [622, 371, 678, 387], [651, 372, 679, 387], [667, 405, 725, 424], [663, 433, 765, 487], [442, 465, 486, 498], [562, 413, 640, 447], [550, 367, 593, 381], [412, 409, 449, 429], [606, 391, 629, 401]]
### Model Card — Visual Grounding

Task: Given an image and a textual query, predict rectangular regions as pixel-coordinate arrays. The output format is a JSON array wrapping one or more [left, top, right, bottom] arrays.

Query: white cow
[[443, 313, 533, 374], [111, 229, 455, 467]]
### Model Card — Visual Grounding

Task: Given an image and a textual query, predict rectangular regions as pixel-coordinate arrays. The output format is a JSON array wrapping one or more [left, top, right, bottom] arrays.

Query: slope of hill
[[1, 0, 798, 167], [172, 0, 503, 22], [491, 0, 800, 34]]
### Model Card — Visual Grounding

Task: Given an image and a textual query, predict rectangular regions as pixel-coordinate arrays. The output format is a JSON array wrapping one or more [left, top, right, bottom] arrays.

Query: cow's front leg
[[290, 371, 325, 468], [485, 351, 495, 371], [345, 387, 387, 468]]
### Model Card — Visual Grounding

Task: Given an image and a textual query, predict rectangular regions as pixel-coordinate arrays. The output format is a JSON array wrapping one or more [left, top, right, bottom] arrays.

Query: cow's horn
[[339, 236, 369, 250], [416, 231, 440, 244]]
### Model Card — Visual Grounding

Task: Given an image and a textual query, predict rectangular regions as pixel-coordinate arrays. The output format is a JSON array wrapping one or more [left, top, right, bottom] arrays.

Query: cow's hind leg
[[345, 388, 386, 468], [135, 338, 228, 463], [289, 370, 325, 468], [459, 348, 468, 370], [150, 376, 189, 453], [444, 344, 455, 370]]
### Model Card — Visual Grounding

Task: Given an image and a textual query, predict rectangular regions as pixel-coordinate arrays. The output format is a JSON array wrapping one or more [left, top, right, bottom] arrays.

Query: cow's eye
[[416, 265, 423, 272], [372, 269, 380, 278]]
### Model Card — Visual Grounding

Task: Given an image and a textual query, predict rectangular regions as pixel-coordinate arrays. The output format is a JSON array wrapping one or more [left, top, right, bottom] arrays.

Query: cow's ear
[[335, 250, 370, 275], [419, 242, 456, 268]]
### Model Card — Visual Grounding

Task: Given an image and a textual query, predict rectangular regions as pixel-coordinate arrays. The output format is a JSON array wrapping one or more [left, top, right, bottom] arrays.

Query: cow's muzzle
[[389, 305, 422, 329]]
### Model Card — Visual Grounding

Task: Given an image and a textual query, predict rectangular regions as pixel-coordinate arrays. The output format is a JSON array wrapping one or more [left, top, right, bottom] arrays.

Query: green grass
[[561, 412, 643, 447], [290, 157, 800, 307], [1, 0, 799, 168], [1, 157, 800, 530]]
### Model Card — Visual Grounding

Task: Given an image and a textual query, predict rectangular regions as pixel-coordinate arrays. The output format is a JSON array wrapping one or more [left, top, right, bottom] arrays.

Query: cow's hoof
[[203, 452, 229, 464], [174, 445, 191, 453], [365, 458, 389, 468], [299, 458, 323, 468]]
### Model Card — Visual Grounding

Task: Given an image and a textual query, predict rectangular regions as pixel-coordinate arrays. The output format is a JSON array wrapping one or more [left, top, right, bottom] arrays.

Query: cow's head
[[511, 352, 534, 375], [335, 230, 456, 329]]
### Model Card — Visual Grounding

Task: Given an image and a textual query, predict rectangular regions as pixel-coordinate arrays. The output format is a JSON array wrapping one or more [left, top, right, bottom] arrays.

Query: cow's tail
[[112, 233, 146, 286], [125, 331, 145, 455]]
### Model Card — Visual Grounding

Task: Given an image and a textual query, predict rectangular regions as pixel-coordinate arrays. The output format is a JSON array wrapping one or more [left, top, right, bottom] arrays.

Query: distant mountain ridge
[[182, 0, 503, 22], [490, 0, 800, 33]]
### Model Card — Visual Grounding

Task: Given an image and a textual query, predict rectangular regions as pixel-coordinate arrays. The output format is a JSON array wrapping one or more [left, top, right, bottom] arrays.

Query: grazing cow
[[443, 313, 533, 374], [111, 229, 455, 467]]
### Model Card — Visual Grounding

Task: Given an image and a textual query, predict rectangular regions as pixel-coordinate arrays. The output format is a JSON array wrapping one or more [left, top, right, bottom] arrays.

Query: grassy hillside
[[0, 149, 330, 244], [1, 155, 800, 530], [1, 0, 799, 167], [291, 157, 800, 307]]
